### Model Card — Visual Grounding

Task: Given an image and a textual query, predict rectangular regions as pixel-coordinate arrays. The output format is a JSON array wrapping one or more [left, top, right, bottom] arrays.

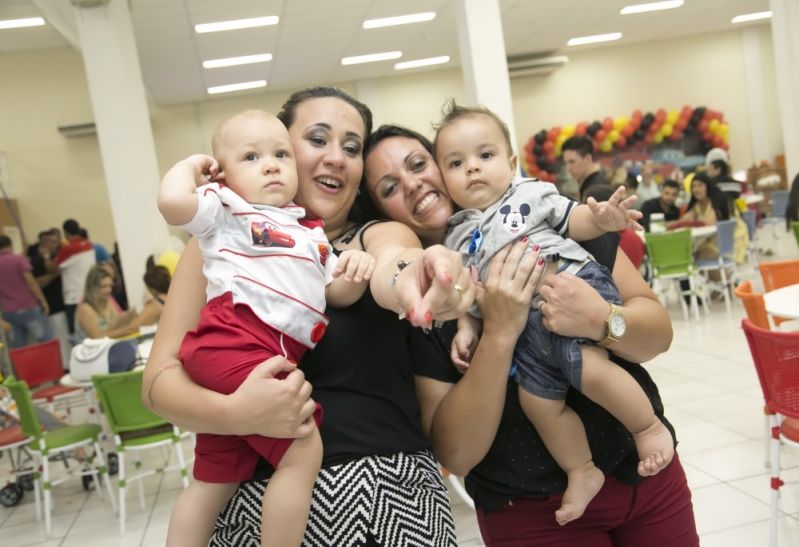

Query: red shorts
[[475, 454, 699, 547], [179, 292, 323, 483]]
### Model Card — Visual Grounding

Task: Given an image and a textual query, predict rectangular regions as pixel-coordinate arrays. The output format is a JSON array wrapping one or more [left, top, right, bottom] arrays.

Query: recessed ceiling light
[[195, 16, 278, 34], [363, 12, 436, 29], [341, 51, 402, 66], [567, 32, 623, 46], [203, 53, 273, 69], [394, 56, 450, 70], [620, 1, 683, 15], [0, 17, 46, 30], [731, 11, 772, 24], [207, 80, 267, 95]]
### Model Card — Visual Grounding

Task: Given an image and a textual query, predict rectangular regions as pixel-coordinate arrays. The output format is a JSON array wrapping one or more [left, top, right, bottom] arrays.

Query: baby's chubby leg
[[579, 345, 674, 476], [261, 426, 322, 547], [167, 480, 239, 547], [518, 388, 604, 526]]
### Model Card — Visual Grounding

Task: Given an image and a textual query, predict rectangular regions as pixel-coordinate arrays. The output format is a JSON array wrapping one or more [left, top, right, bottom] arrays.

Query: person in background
[[639, 179, 681, 232], [81, 228, 112, 265], [0, 234, 52, 348], [74, 265, 137, 343], [785, 172, 799, 231], [636, 162, 661, 204], [562, 136, 610, 202], [679, 172, 730, 265], [56, 219, 96, 333], [138, 261, 171, 327]]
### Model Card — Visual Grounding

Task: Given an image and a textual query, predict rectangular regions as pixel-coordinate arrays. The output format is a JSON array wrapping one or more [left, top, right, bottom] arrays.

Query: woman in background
[[75, 265, 137, 342]]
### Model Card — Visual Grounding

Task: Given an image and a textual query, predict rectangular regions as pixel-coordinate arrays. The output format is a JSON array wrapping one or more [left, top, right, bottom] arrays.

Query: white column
[[770, 0, 799, 180], [741, 27, 772, 164], [71, 0, 169, 307], [454, 0, 519, 159]]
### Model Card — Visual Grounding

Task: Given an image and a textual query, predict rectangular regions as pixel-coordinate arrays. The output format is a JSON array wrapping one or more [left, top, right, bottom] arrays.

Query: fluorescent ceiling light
[[363, 12, 436, 29], [731, 11, 772, 24], [567, 32, 623, 46], [0, 17, 46, 30], [195, 16, 278, 34], [207, 80, 267, 95], [203, 53, 272, 69], [620, 1, 683, 15], [341, 51, 402, 66], [394, 55, 450, 70]]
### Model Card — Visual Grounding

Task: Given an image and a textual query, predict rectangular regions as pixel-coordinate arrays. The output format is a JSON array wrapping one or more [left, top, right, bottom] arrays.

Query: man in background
[[55, 219, 95, 333], [639, 179, 681, 231], [562, 135, 610, 202]]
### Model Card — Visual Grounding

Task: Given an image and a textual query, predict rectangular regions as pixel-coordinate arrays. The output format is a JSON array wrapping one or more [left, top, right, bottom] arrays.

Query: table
[[690, 225, 717, 238], [743, 193, 764, 205], [764, 284, 799, 320]]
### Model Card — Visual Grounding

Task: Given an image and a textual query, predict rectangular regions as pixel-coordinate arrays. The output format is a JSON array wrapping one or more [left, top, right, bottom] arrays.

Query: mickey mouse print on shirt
[[499, 203, 531, 235]]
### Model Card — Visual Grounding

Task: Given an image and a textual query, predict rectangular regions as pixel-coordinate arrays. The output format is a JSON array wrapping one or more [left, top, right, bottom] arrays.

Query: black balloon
[[534, 144, 543, 155]]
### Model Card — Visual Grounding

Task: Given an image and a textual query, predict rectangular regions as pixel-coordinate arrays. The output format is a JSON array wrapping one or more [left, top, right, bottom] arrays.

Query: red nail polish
[[407, 307, 414, 321], [424, 311, 432, 324], [521, 236, 528, 243], [533, 244, 540, 252], [537, 258, 545, 265]]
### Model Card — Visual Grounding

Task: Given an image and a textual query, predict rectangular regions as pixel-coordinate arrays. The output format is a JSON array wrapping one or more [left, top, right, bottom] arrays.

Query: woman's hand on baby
[[333, 250, 376, 283], [538, 271, 608, 341], [181, 154, 222, 186], [588, 185, 643, 232], [395, 245, 474, 328], [228, 355, 317, 439], [479, 239, 544, 341]]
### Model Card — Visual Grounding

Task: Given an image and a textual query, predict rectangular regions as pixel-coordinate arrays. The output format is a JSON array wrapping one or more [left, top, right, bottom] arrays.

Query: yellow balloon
[[561, 124, 575, 138], [608, 129, 620, 143], [683, 172, 695, 194], [600, 139, 612, 153], [661, 123, 673, 137], [653, 132, 664, 144], [613, 116, 629, 131], [708, 119, 720, 133], [666, 110, 679, 125], [555, 134, 567, 147], [720, 124, 729, 137], [157, 251, 181, 277]]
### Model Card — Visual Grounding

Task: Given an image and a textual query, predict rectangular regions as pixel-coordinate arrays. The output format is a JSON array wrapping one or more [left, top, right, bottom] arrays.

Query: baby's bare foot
[[555, 462, 605, 526], [633, 419, 674, 477]]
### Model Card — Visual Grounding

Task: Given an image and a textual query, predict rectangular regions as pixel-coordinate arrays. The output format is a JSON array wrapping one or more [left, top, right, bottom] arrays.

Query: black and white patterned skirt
[[210, 450, 456, 546]]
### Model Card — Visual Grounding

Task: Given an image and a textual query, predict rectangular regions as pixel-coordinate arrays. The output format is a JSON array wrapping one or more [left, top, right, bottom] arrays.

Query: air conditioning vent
[[57, 122, 97, 138], [507, 54, 568, 78]]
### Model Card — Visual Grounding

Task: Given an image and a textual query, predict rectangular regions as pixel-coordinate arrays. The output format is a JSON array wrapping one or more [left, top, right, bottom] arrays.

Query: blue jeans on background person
[[4, 307, 53, 349]]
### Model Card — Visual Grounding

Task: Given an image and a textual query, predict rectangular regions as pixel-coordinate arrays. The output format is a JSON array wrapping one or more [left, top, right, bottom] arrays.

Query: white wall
[[0, 26, 782, 248]]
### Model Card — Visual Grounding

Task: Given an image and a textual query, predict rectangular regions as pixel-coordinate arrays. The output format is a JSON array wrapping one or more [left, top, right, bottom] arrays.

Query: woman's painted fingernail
[[443, 271, 453, 282], [532, 244, 540, 252], [537, 258, 545, 265], [406, 307, 414, 321], [424, 311, 433, 324], [520, 236, 528, 243]]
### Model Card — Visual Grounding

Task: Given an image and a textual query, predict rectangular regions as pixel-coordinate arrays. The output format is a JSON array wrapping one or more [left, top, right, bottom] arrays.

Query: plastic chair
[[792, 221, 799, 249], [2, 376, 116, 536], [695, 219, 737, 314], [759, 260, 799, 327], [0, 420, 36, 508], [644, 229, 706, 320], [9, 339, 89, 415], [741, 319, 799, 547], [734, 281, 770, 330], [92, 370, 189, 535], [741, 210, 759, 266]]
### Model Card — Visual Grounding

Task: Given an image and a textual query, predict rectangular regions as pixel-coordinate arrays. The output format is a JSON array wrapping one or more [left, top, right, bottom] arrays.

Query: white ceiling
[[1, 0, 771, 105]]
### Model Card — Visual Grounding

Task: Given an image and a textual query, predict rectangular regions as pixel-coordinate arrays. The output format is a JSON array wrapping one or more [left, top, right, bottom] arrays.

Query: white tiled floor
[[3, 228, 798, 546]]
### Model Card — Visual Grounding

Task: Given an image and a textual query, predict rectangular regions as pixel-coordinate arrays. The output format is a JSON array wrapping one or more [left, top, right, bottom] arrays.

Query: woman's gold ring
[[453, 283, 464, 295]]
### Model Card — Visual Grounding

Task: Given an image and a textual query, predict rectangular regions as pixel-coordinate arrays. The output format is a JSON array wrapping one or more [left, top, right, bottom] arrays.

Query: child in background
[[434, 102, 674, 526], [158, 110, 374, 547]]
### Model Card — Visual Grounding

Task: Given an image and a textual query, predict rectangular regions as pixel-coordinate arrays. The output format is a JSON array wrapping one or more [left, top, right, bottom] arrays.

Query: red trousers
[[476, 454, 699, 547], [180, 293, 322, 483]]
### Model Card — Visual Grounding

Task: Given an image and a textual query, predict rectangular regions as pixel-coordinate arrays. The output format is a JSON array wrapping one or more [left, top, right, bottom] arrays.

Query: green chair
[[2, 376, 116, 536], [91, 370, 189, 536], [792, 221, 799, 249], [645, 229, 706, 320]]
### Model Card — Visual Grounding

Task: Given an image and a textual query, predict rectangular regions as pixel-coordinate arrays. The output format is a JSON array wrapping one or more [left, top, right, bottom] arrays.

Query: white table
[[764, 284, 799, 320], [690, 225, 717, 239], [743, 193, 764, 205]]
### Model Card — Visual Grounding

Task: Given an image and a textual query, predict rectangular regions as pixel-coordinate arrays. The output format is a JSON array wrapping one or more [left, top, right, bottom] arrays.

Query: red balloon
[[675, 119, 688, 131], [575, 122, 588, 136], [595, 129, 607, 142], [681, 105, 692, 118], [632, 109, 643, 120], [546, 152, 556, 164], [543, 140, 554, 154], [548, 127, 560, 140], [702, 109, 713, 120], [603, 117, 613, 131], [616, 135, 627, 148], [621, 125, 634, 138], [721, 143, 730, 151], [698, 120, 709, 133], [539, 170, 550, 181], [644, 134, 654, 145], [524, 141, 533, 154], [655, 109, 666, 123], [702, 131, 713, 142], [669, 131, 682, 142], [526, 152, 536, 166], [713, 135, 725, 148]]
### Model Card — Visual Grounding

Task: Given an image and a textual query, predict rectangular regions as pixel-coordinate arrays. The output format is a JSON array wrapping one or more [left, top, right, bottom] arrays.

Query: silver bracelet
[[391, 259, 413, 319]]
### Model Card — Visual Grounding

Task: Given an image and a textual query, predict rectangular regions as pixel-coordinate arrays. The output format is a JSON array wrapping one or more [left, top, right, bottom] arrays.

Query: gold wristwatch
[[598, 303, 626, 347]]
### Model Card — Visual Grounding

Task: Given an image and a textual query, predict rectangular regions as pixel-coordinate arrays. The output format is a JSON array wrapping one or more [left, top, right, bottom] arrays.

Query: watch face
[[610, 314, 626, 337]]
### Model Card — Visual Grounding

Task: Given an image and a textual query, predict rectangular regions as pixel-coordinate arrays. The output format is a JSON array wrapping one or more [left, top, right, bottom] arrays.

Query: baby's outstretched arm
[[158, 154, 221, 226], [451, 313, 482, 372], [326, 249, 376, 307], [568, 186, 643, 241]]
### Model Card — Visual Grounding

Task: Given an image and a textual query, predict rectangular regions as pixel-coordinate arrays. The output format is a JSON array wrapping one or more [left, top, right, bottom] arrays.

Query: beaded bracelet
[[391, 259, 413, 319]]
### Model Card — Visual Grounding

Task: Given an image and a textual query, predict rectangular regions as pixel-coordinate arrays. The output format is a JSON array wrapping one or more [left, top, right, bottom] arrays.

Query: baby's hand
[[181, 154, 221, 186], [451, 326, 480, 372], [332, 250, 376, 283], [588, 186, 643, 232]]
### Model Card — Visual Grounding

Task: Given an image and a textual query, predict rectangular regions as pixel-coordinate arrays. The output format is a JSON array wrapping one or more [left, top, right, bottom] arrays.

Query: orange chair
[[734, 280, 770, 330], [742, 319, 799, 547], [759, 260, 799, 327], [9, 339, 87, 415]]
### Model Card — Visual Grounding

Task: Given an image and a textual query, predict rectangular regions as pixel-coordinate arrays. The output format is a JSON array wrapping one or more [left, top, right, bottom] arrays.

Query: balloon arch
[[522, 106, 729, 180]]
